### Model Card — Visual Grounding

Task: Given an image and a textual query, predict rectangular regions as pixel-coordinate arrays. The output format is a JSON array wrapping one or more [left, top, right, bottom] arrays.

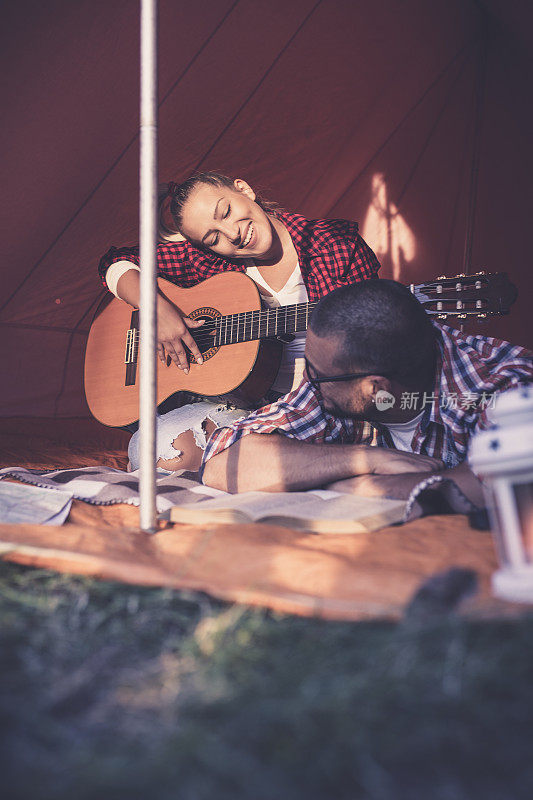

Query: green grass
[[1, 561, 533, 800]]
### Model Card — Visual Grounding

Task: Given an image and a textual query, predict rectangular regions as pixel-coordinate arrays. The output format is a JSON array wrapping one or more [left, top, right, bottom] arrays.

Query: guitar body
[[84, 273, 283, 427]]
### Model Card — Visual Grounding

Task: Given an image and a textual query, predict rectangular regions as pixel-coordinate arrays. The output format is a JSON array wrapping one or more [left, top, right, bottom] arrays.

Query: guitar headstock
[[413, 271, 518, 319]]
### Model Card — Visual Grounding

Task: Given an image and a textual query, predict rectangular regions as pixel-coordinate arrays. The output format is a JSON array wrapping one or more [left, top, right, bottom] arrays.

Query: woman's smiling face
[[178, 179, 275, 259]]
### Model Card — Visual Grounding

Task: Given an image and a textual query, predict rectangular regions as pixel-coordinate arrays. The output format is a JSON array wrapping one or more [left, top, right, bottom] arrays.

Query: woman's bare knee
[[155, 417, 220, 472], [156, 428, 204, 471]]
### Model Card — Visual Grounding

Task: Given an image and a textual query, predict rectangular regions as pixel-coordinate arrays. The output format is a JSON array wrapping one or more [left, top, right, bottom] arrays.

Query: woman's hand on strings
[[156, 296, 205, 373]]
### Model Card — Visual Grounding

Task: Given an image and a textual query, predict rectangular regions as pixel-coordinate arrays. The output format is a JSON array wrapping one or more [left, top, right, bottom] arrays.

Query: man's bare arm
[[328, 462, 484, 508], [202, 433, 442, 493]]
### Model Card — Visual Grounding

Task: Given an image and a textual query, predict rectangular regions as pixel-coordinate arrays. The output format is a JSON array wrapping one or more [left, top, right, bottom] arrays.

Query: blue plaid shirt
[[201, 323, 533, 476]]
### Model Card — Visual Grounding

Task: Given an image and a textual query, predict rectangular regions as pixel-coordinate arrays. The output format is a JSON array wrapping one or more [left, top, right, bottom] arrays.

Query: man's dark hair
[[309, 279, 437, 388]]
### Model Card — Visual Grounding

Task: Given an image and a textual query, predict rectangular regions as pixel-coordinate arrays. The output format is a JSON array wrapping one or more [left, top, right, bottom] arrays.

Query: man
[[201, 280, 533, 511]]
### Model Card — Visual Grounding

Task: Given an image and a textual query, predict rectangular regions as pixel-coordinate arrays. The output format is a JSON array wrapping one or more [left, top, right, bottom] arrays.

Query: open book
[[169, 489, 406, 534]]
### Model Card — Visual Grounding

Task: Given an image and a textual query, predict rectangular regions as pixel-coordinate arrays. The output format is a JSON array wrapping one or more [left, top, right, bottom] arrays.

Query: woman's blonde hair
[[158, 171, 279, 242]]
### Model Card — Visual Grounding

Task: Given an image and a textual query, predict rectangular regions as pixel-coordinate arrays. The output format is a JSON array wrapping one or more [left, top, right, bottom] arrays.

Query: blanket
[[0, 422, 528, 622], [0, 466, 221, 511]]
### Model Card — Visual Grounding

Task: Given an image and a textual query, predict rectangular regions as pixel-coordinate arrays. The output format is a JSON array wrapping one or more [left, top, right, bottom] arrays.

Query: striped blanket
[[0, 466, 223, 512]]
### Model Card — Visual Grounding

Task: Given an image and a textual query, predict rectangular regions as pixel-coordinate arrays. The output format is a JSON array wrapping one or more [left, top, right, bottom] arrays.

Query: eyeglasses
[[304, 357, 387, 389]]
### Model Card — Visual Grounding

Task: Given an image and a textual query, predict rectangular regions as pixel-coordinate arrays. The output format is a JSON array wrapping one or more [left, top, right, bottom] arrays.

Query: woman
[[99, 172, 381, 471]]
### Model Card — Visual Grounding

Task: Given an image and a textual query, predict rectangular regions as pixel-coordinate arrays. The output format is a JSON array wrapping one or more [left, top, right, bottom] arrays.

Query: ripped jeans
[[127, 401, 249, 472]]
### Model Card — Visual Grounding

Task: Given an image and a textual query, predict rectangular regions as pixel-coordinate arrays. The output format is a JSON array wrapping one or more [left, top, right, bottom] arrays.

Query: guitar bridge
[[124, 310, 139, 386]]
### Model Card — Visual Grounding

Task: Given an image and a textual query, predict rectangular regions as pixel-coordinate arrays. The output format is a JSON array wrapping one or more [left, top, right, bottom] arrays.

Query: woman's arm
[[111, 266, 205, 371]]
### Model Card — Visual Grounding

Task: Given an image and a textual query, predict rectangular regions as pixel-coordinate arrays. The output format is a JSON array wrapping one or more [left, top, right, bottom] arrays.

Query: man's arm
[[202, 432, 442, 493], [327, 461, 484, 508]]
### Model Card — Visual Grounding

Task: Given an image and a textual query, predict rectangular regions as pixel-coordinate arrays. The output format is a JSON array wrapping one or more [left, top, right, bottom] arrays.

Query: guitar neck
[[202, 271, 515, 347], [213, 301, 320, 346]]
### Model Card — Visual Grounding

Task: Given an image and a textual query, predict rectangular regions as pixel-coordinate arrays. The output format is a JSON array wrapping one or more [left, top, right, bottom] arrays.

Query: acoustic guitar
[[84, 271, 517, 427]]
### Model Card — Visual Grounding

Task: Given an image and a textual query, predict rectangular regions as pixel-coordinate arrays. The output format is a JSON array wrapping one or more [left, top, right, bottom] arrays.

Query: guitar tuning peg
[[475, 270, 486, 275], [477, 313, 487, 319], [456, 273, 466, 278], [435, 275, 446, 280], [437, 313, 447, 320], [457, 313, 467, 319]]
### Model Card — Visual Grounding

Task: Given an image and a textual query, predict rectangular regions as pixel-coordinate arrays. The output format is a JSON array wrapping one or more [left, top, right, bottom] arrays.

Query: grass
[[1, 561, 533, 800]]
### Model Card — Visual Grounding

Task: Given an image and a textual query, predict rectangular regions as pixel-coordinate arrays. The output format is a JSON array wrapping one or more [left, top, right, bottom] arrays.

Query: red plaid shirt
[[98, 211, 381, 300], [201, 323, 533, 476]]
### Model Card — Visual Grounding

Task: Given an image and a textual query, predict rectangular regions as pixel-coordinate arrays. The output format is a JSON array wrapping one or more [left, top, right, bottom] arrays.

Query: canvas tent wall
[[1, 0, 532, 420]]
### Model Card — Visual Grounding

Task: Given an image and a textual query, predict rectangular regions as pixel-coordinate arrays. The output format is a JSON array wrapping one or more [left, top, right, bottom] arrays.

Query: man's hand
[[369, 448, 443, 475], [327, 472, 430, 500], [443, 462, 485, 507], [328, 460, 485, 518]]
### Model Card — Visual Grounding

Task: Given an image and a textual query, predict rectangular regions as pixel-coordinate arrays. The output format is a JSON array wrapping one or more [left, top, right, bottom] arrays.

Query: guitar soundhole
[[187, 306, 220, 363]]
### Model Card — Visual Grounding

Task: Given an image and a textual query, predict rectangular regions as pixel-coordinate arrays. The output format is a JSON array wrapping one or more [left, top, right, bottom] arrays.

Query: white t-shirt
[[105, 260, 141, 296], [381, 410, 425, 452], [245, 261, 308, 393]]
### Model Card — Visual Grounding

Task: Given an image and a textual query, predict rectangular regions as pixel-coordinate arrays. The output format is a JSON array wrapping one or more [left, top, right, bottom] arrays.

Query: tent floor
[[0, 418, 529, 621]]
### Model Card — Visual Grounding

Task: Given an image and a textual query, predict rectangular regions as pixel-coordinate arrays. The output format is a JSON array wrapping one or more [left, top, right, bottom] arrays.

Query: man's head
[[305, 279, 437, 420]]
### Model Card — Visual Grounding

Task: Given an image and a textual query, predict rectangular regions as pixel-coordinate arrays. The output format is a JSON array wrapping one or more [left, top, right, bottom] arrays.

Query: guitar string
[[129, 282, 490, 351], [131, 302, 320, 350], [153, 277, 488, 349], [129, 277, 491, 353]]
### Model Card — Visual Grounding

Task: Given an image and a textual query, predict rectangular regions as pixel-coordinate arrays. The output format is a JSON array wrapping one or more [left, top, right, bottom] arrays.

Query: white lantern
[[469, 385, 533, 603]]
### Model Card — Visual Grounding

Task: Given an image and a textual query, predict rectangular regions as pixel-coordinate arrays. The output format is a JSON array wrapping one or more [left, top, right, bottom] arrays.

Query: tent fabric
[[1, 0, 532, 419], [0, 418, 130, 470], [0, 513, 507, 622]]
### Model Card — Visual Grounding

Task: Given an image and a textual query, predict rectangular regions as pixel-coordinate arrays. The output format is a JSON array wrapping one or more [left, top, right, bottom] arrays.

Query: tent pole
[[462, 25, 488, 277], [138, 0, 158, 533]]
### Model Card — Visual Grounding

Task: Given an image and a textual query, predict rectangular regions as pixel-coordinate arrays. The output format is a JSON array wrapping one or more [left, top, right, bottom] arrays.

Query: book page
[[170, 490, 406, 533], [173, 491, 286, 521], [0, 481, 73, 525]]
